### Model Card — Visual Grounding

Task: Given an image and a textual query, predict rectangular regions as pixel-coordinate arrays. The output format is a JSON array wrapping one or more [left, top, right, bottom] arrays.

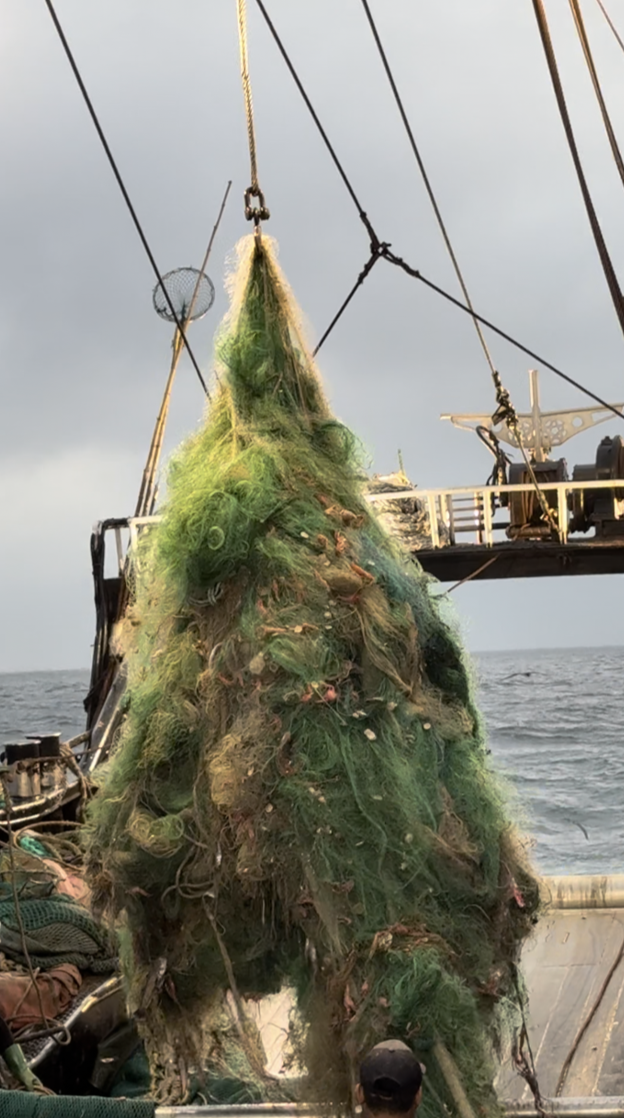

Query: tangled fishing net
[[86, 235, 539, 1112]]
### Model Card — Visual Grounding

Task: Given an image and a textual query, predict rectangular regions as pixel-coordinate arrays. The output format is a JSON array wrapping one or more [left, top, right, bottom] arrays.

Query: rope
[[357, 0, 559, 535], [512, 969, 546, 1118], [236, 0, 270, 225], [531, 0, 624, 340], [568, 0, 624, 191], [555, 931, 624, 1096], [253, 5, 622, 425], [313, 249, 384, 355], [595, 0, 624, 54], [381, 248, 624, 421], [253, 0, 378, 247], [42, 0, 210, 398], [250, 0, 622, 438], [357, 0, 497, 377], [446, 555, 500, 594]]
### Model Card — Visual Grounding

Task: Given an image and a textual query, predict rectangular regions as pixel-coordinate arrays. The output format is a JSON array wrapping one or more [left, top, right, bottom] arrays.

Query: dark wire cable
[[568, 0, 624, 191], [357, 0, 498, 377], [594, 0, 624, 54], [42, 0, 210, 398], [253, 0, 378, 247], [253, 2, 623, 430], [382, 246, 624, 420], [313, 250, 383, 355], [531, 0, 624, 342]]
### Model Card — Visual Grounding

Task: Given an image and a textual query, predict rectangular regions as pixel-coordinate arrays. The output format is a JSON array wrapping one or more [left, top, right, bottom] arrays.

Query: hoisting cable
[[252, 0, 379, 250], [594, 0, 624, 55], [42, 0, 210, 398], [357, 0, 497, 378], [383, 249, 624, 419], [236, 0, 270, 228], [357, 0, 560, 536], [253, 0, 624, 429], [313, 250, 385, 356], [568, 0, 624, 191], [531, 0, 624, 341]]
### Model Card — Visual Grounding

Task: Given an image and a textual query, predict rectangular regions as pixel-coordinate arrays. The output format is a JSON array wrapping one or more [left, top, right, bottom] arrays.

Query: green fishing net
[[0, 1093, 154, 1118], [85, 235, 538, 1112]]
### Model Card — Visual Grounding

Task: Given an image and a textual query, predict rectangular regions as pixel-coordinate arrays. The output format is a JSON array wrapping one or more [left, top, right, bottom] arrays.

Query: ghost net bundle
[[86, 235, 539, 1112]]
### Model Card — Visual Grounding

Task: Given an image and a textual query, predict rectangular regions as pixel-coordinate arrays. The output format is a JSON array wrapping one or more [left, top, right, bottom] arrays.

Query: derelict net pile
[[86, 236, 539, 1112]]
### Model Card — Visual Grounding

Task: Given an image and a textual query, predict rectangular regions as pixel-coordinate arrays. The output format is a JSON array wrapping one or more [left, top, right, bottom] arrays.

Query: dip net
[[85, 235, 538, 1112]]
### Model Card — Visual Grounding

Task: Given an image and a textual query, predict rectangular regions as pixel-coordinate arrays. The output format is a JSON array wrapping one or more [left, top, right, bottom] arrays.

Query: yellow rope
[[236, 0, 269, 225], [237, 0, 259, 191]]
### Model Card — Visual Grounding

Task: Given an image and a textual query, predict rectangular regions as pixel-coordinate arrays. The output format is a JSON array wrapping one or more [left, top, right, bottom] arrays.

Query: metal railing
[[367, 478, 624, 548], [125, 477, 624, 554]]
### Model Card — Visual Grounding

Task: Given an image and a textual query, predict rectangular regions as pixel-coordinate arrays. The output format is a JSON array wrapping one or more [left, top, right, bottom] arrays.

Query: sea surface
[[0, 648, 622, 876]]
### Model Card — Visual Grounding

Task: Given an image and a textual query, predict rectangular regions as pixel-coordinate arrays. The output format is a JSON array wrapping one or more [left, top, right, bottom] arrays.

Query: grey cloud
[[2, 0, 624, 668]]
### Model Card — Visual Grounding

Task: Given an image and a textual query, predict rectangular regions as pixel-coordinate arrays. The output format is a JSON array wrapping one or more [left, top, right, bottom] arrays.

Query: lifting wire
[[531, 0, 624, 341], [357, 0, 497, 378], [312, 250, 384, 356], [236, 0, 270, 228], [594, 0, 624, 55], [382, 250, 624, 420], [252, 0, 379, 248], [42, 0, 210, 399], [568, 0, 624, 192], [252, 0, 624, 425], [357, 0, 559, 536]]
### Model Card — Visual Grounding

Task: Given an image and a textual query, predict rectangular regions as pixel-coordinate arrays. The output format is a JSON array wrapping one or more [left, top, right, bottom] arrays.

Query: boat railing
[[368, 478, 624, 548]]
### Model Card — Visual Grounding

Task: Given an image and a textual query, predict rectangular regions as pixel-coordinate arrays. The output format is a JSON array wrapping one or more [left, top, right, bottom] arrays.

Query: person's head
[[356, 1040, 424, 1118]]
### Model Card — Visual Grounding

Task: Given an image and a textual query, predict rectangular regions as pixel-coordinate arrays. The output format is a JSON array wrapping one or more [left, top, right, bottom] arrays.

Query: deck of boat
[[499, 875, 624, 1113]]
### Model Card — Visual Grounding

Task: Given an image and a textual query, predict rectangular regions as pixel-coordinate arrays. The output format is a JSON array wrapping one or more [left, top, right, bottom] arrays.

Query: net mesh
[[85, 235, 539, 1112], [0, 1093, 154, 1117], [0, 895, 117, 973]]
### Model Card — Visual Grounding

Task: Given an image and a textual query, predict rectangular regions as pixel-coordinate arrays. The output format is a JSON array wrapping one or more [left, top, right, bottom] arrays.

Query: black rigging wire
[[42, 0, 210, 398], [568, 0, 624, 192], [357, 0, 497, 378], [531, 0, 624, 342], [356, 0, 563, 536], [382, 247, 624, 421], [252, 0, 378, 249], [313, 250, 383, 356], [594, 0, 624, 55], [254, 0, 624, 425]]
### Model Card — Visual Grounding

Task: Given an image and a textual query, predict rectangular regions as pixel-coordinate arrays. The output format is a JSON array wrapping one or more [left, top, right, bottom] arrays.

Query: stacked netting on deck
[[85, 236, 539, 1112]]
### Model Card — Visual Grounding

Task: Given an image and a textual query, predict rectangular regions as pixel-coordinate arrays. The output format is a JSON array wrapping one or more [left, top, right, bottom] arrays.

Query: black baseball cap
[[359, 1041, 424, 1113]]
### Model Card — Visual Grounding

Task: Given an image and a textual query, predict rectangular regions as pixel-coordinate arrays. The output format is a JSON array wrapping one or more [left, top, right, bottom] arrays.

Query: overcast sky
[[2, 0, 624, 672]]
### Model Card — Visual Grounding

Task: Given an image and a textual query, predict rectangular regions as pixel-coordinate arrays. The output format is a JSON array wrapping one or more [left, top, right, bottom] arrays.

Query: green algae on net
[[85, 234, 539, 1111]]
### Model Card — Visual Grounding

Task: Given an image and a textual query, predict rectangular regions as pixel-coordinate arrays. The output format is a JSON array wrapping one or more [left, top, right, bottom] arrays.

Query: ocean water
[[475, 646, 624, 876], [0, 649, 621, 877]]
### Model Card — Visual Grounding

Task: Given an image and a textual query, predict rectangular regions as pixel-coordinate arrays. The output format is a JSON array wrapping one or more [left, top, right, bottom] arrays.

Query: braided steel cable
[[532, 0, 624, 340], [569, 0, 624, 190], [595, 0, 624, 54], [42, 0, 210, 398]]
